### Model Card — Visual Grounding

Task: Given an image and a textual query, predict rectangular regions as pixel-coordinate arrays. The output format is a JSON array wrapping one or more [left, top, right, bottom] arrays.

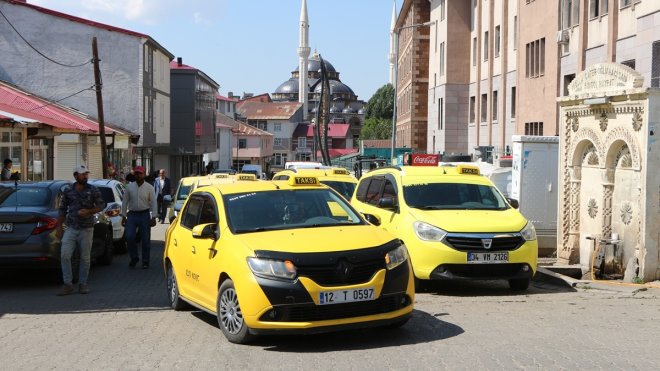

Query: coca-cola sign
[[410, 154, 439, 166]]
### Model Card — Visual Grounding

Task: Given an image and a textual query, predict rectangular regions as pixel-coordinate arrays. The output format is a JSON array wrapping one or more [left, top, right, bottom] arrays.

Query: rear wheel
[[166, 263, 187, 310], [217, 279, 254, 344], [509, 277, 531, 291], [96, 229, 114, 266]]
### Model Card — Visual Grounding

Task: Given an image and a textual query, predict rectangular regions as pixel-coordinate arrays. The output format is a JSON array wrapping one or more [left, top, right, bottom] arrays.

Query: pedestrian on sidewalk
[[55, 165, 104, 296], [121, 166, 157, 269], [153, 168, 172, 224]]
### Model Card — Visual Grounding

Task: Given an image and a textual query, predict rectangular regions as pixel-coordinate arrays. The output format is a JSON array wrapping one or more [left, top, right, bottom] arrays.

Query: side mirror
[[363, 213, 381, 226], [378, 196, 398, 211], [192, 223, 218, 239], [506, 198, 519, 209]]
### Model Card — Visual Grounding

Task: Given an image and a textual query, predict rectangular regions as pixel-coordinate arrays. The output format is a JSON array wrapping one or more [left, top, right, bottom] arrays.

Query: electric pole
[[92, 37, 109, 179]]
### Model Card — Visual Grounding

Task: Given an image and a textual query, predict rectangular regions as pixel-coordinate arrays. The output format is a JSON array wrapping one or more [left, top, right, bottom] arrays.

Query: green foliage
[[365, 84, 394, 120], [360, 117, 392, 140]]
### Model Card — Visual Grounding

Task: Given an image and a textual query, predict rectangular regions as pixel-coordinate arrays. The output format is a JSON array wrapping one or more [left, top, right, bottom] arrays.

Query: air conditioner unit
[[556, 30, 570, 44]]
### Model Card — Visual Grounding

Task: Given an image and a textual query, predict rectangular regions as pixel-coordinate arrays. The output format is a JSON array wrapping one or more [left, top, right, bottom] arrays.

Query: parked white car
[[89, 179, 126, 252]]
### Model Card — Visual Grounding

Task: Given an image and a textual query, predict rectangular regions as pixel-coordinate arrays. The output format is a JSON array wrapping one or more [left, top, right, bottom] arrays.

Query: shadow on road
[[189, 309, 463, 351], [417, 274, 576, 297]]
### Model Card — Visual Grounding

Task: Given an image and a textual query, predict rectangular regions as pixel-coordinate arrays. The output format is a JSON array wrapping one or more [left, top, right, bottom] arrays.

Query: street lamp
[[391, 20, 436, 162]]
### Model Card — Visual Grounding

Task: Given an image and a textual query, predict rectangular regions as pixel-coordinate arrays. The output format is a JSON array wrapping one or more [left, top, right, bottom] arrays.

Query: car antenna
[[271, 181, 280, 190], [14, 177, 18, 213]]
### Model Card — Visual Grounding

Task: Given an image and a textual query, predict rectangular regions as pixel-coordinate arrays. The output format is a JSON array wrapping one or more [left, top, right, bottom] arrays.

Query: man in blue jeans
[[121, 166, 157, 269], [55, 165, 104, 296]]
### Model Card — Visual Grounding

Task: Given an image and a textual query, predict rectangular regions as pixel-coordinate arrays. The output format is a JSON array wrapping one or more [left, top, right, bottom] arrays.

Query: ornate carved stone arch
[[603, 126, 642, 170], [568, 127, 604, 167]]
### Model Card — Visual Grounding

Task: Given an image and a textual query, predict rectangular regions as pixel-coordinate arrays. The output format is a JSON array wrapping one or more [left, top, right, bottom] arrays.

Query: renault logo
[[482, 238, 493, 250], [336, 260, 352, 281]]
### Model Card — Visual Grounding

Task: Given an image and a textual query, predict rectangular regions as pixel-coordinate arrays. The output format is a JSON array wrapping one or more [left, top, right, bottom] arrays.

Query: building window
[[469, 96, 476, 123], [590, 0, 608, 18], [492, 90, 498, 121], [495, 26, 501, 58], [621, 59, 636, 70], [472, 37, 477, 66], [248, 120, 267, 131], [440, 0, 446, 21], [621, 0, 641, 8], [274, 123, 281, 131], [481, 94, 488, 122], [238, 138, 247, 149], [652, 41, 660, 88], [511, 87, 516, 118], [273, 138, 282, 147], [439, 42, 445, 76], [438, 98, 444, 130], [526, 38, 545, 78], [484, 31, 489, 62], [562, 0, 580, 28], [525, 122, 544, 136], [513, 16, 518, 50], [563, 74, 576, 95], [471, 0, 476, 31], [298, 137, 307, 149], [272, 152, 288, 166]]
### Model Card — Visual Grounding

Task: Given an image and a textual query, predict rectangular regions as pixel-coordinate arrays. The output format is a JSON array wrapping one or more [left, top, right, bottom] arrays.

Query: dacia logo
[[482, 238, 493, 250]]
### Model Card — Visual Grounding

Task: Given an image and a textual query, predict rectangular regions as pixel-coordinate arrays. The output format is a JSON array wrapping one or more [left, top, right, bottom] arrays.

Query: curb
[[535, 267, 659, 294]]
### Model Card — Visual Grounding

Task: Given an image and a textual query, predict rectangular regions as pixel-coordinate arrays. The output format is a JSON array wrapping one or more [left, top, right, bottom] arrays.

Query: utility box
[[511, 135, 559, 256]]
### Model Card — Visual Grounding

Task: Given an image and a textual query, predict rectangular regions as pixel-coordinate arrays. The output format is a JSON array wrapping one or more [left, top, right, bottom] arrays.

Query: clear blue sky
[[31, 0, 402, 101]]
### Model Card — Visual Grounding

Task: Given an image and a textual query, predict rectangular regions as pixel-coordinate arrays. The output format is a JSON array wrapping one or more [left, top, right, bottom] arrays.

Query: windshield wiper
[[410, 205, 446, 210]]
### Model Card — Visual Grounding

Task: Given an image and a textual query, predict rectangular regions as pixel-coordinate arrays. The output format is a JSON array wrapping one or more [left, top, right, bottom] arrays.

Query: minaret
[[389, 0, 397, 84], [298, 0, 311, 117]]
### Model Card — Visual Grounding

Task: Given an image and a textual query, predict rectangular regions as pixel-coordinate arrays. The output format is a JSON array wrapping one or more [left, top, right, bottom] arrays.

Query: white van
[[240, 164, 266, 179], [284, 161, 324, 170]]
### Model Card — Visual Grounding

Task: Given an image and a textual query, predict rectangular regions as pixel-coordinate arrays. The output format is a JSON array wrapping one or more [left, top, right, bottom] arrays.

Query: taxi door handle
[[191, 245, 196, 254], [173, 239, 177, 247]]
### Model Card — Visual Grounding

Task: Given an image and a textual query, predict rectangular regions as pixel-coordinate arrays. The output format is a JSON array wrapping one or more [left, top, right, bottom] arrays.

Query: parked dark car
[[0, 181, 114, 277]]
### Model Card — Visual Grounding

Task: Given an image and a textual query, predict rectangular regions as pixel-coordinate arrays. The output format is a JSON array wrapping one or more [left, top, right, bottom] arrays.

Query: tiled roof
[[237, 101, 302, 120], [216, 114, 240, 129], [0, 80, 130, 134], [6, 0, 173, 58], [233, 122, 273, 137], [169, 60, 197, 70], [361, 139, 391, 148], [292, 123, 350, 138], [217, 94, 240, 102]]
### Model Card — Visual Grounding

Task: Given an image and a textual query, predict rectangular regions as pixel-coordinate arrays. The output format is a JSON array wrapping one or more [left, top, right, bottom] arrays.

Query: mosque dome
[[294, 53, 336, 73], [313, 80, 356, 96], [274, 78, 299, 94]]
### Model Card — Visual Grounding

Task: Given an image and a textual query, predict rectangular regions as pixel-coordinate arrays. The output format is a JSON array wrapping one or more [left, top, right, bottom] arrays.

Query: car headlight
[[413, 221, 447, 241], [385, 244, 408, 270], [520, 222, 537, 241], [247, 257, 297, 280]]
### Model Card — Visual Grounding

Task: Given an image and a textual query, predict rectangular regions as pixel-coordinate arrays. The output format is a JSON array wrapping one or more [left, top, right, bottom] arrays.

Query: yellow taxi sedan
[[351, 164, 538, 291], [272, 167, 357, 200], [163, 176, 414, 343]]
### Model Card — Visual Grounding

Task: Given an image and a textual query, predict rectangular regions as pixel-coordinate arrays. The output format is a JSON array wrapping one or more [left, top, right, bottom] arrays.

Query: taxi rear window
[[321, 181, 356, 200], [403, 183, 508, 210]]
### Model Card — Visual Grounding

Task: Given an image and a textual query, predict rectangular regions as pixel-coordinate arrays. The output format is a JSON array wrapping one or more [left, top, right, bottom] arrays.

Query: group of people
[[55, 165, 172, 296]]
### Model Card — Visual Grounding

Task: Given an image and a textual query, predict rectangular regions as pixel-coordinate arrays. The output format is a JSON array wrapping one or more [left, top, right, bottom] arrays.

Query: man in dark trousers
[[121, 166, 157, 269], [55, 165, 104, 295], [153, 168, 172, 224]]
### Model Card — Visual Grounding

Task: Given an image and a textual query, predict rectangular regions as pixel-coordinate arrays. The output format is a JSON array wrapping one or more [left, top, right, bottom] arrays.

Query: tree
[[360, 117, 392, 140], [365, 83, 394, 119]]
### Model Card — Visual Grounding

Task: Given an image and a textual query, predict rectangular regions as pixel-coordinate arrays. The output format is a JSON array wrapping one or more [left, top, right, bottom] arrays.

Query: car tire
[[509, 277, 530, 291], [96, 229, 114, 266], [217, 279, 254, 344], [166, 263, 188, 311]]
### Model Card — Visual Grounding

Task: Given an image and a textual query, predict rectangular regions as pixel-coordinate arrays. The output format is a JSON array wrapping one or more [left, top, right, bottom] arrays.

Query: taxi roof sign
[[456, 164, 480, 175], [237, 174, 257, 181], [213, 173, 229, 178], [332, 168, 349, 175], [288, 176, 320, 186]]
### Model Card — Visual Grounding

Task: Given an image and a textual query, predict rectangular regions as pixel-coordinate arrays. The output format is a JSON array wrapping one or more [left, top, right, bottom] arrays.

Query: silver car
[[88, 179, 126, 252]]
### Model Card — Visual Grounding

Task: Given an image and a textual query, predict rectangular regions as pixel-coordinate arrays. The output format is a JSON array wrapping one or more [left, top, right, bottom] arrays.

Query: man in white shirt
[[121, 166, 157, 269]]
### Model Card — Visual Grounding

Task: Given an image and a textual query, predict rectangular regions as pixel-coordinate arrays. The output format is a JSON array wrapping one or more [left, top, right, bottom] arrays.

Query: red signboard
[[410, 154, 439, 166]]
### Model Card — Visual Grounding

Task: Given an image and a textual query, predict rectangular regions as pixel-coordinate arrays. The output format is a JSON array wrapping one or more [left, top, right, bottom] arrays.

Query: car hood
[[233, 225, 397, 254], [408, 208, 528, 233]]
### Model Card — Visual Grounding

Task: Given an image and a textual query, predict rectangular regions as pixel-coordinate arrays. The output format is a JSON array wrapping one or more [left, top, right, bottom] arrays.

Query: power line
[[29, 85, 96, 112], [0, 7, 92, 68]]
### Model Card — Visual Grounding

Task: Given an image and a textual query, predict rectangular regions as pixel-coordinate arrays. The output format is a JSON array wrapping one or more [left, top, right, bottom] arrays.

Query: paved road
[[1, 223, 659, 370]]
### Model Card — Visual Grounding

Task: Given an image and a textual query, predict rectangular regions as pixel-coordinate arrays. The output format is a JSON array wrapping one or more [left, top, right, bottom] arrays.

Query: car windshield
[[224, 189, 363, 234], [0, 187, 51, 207], [97, 187, 115, 203], [403, 182, 509, 210], [176, 184, 192, 201], [321, 181, 356, 200]]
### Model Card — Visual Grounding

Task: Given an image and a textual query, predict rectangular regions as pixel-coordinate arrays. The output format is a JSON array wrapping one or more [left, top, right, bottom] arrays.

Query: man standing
[[1, 158, 12, 181], [121, 166, 157, 269], [55, 165, 104, 295], [153, 168, 172, 224]]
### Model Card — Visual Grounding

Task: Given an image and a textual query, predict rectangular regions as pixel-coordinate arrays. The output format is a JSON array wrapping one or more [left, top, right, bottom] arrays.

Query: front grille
[[433, 263, 527, 279], [260, 294, 410, 322], [444, 235, 524, 251], [296, 260, 385, 286]]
